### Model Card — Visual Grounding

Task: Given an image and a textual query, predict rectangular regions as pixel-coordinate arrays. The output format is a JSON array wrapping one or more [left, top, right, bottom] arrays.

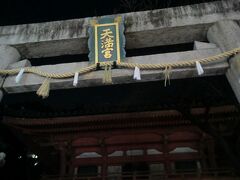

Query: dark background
[[0, 0, 218, 25]]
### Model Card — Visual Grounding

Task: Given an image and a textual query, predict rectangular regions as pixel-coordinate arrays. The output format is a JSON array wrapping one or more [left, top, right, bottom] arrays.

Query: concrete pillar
[[0, 91, 2, 103], [0, 45, 21, 101], [207, 20, 240, 103]]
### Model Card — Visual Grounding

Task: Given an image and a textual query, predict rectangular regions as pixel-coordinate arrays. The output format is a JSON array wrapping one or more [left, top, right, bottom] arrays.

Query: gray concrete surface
[[208, 20, 240, 103], [207, 20, 240, 51], [8, 59, 31, 69], [0, 0, 239, 58], [0, 45, 21, 101], [194, 41, 217, 50], [0, 90, 2, 102], [0, 45, 21, 70], [3, 48, 227, 93]]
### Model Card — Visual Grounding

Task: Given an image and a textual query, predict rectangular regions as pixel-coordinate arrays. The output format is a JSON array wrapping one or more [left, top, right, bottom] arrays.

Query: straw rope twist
[[0, 47, 239, 79]]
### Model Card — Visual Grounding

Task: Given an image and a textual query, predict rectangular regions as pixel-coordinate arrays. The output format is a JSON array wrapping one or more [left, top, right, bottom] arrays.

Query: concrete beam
[[3, 48, 227, 93], [0, 0, 239, 59], [194, 41, 217, 50], [207, 20, 240, 103]]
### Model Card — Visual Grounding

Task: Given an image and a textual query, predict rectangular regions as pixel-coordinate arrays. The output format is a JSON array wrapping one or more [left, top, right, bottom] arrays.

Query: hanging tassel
[[36, 78, 50, 99], [106, 65, 112, 84], [133, 66, 141, 80], [164, 66, 171, 87], [103, 65, 108, 84], [196, 61, 204, 75], [73, 72, 79, 87], [15, 68, 25, 83], [103, 65, 112, 84]]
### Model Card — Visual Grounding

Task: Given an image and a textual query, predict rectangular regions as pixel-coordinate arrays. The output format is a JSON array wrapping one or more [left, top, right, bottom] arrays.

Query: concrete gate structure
[[0, 0, 240, 179], [0, 0, 239, 100]]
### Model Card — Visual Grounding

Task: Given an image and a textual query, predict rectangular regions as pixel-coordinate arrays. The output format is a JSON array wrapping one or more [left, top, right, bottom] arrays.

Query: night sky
[[0, 0, 218, 25]]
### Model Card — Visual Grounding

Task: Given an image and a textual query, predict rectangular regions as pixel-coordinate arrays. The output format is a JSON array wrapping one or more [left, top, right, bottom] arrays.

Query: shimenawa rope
[[0, 47, 239, 98]]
